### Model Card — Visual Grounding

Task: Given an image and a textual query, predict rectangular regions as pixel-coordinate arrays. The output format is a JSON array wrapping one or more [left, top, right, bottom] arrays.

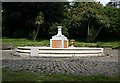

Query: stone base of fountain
[[15, 46, 104, 57]]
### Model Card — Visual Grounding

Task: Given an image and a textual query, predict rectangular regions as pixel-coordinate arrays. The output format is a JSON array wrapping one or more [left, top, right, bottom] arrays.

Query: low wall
[[15, 47, 104, 57]]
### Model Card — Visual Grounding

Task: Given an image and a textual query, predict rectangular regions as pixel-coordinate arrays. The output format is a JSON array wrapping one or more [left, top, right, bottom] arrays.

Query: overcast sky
[[68, 0, 110, 6], [97, 0, 110, 6]]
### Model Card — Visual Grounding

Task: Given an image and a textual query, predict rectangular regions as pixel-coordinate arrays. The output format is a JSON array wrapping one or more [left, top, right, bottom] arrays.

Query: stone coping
[[17, 46, 103, 50]]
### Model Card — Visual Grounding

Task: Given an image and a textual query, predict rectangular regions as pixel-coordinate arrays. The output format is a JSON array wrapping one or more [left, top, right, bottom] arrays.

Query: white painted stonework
[[57, 26, 62, 36], [16, 47, 104, 57], [31, 47, 39, 56], [50, 26, 68, 48]]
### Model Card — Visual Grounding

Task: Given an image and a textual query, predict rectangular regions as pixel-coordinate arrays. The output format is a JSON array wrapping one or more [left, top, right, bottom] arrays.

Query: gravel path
[[1, 48, 119, 76]]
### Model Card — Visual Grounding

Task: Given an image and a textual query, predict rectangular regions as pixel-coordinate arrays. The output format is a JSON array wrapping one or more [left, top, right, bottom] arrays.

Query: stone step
[[17, 49, 102, 53], [18, 47, 103, 50], [16, 47, 104, 57]]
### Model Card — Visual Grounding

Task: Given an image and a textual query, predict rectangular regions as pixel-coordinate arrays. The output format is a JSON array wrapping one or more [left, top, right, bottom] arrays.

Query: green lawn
[[1, 38, 50, 47], [74, 41, 119, 48], [1, 38, 120, 48], [2, 69, 119, 82]]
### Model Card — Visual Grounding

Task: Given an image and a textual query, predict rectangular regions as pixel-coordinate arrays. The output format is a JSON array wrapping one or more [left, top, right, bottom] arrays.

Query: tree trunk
[[88, 21, 90, 36], [33, 24, 40, 41], [93, 27, 103, 41], [86, 21, 91, 42]]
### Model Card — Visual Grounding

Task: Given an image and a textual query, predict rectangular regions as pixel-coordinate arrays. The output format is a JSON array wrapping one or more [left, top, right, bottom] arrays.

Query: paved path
[[1, 48, 119, 76]]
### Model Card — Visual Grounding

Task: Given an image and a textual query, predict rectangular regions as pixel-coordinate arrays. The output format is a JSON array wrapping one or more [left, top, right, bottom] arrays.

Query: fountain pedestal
[[50, 26, 68, 48]]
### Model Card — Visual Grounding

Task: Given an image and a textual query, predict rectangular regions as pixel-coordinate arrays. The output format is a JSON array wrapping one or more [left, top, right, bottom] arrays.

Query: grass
[[1, 37, 120, 48], [1, 38, 49, 47], [74, 41, 119, 48], [2, 69, 119, 82]]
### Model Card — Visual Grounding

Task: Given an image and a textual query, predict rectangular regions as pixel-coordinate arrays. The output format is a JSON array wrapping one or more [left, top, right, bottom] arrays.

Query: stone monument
[[50, 26, 68, 48]]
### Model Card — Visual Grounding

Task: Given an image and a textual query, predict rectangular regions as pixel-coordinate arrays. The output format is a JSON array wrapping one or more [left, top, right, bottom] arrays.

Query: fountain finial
[[57, 26, 62, 36]]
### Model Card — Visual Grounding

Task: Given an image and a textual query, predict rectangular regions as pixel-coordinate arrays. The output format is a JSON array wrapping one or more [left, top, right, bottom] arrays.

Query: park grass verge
[[1, 38, 49, 47], [2, 69, 119, 82], [74, 41, 120, 49], [1, 38, 120, 48]]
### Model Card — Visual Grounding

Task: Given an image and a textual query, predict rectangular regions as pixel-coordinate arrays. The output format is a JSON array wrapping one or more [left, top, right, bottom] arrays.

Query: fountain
[[50, 26, 68, 48], [16, 26, 104, 57]]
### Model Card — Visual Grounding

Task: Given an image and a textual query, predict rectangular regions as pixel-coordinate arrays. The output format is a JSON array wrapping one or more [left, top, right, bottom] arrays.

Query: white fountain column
[[57, 26, 62, 36], [57, 26, 64, 48]]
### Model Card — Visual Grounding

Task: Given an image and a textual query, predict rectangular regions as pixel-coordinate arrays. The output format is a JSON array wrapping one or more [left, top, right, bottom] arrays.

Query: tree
[[34, 12, 44, 40], [82, 8, 110, 42], [67, 2, 110, 42], [61, 2, 81, 39], [2, 2, 38, 38], [48, 2, 69, 38], [99, 6, 120, 39], [2, 2, 64, 39]]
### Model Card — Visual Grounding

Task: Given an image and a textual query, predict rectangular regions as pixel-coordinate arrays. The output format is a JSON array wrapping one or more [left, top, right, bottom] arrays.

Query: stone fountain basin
[[15, 46, 104, 57]]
